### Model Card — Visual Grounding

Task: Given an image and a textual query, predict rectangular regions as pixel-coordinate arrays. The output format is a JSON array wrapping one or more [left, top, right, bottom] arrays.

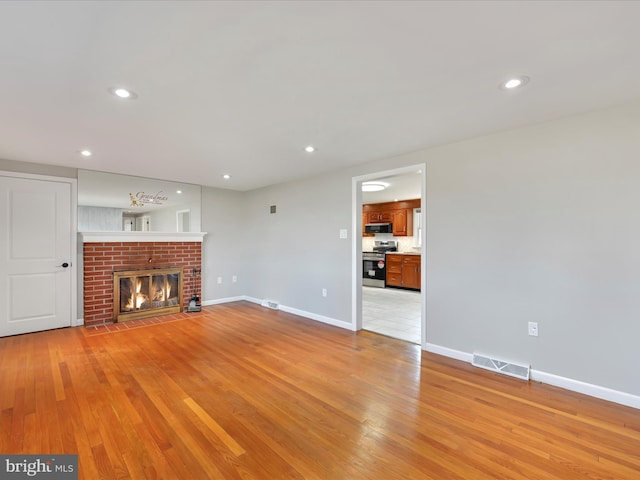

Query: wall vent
[[472, 353, 530, 381], [261, 300, 280, 310]]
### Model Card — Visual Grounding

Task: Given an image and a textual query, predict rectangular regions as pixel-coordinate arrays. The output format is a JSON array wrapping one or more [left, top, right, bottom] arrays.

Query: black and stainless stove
[[363, 240, 397, 287]]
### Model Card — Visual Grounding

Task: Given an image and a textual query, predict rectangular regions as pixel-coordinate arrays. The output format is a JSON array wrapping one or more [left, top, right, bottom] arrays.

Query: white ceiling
[[1, 1, 640, 192], [362, 171, 422, 204]]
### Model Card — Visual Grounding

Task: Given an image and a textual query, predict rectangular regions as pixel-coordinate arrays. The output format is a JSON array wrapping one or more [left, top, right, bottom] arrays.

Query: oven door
[[363, 256, 385, 287]]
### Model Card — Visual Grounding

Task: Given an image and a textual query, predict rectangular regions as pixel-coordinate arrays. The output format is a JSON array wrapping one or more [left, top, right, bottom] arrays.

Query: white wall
[[242, 170, 353, 325], [78, 206, 123, 231], [5, 100, 640, 403], [236, 100, 640, 400], [148, 201, 202, 232], [0, 157, 76, 179], [421, 101, 640, 397], [200, 187, 248, 302], [148, 206, 177, 232]]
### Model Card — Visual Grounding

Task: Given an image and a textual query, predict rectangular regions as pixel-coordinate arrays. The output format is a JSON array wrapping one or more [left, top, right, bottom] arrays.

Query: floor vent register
[[472, 353, 530, 381]]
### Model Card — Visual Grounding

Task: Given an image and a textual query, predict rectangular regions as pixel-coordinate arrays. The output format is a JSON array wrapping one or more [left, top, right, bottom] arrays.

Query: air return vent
[[472, 353, 530, 381], [261, 300, 280, 310]]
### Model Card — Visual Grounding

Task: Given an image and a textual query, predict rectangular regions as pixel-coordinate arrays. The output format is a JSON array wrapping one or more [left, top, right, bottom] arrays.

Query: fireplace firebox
[[113, 267, 183, 322]]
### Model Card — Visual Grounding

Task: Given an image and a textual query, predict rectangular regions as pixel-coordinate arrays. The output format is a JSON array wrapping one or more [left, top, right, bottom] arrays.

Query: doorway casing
[[351, 164, 426, 346]]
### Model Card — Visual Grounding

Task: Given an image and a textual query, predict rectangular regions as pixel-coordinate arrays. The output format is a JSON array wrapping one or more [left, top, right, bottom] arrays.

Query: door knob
[[57, 262, 70, 268]]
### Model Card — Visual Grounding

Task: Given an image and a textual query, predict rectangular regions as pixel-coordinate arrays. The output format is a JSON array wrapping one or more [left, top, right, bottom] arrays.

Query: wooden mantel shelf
[[80, 231, 207, 243]]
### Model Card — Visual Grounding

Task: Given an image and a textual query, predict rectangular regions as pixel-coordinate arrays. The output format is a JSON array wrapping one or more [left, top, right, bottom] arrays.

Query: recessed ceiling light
[[362, 182, 388, 192], [222, 174, 231, 180], [108, 87, 138, 99], [500, 76, 530, 90], [79, 149, 92, 157], [304, 145, 315, 153], [176, 190, 182, 194]]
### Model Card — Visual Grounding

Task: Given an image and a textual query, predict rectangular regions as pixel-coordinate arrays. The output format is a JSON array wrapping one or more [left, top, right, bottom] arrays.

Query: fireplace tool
[[187, 267, 202, 312]]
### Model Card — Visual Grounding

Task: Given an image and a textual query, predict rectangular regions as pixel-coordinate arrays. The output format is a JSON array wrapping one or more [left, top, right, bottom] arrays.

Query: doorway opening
[[352, 165, 426, 345]]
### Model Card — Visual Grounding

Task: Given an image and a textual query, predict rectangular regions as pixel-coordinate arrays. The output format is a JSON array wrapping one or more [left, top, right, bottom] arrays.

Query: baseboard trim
[[202, 296, 248, 306], [203, 296, 354, 330], [530, 369, 640, 409], [424, 342, 639, 410], [278, 304, 354, 330], [424, 343, 473, 363]]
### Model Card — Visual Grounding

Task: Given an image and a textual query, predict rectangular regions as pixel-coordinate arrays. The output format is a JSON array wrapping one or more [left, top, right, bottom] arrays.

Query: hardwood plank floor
[[1, 301, 639, 479]]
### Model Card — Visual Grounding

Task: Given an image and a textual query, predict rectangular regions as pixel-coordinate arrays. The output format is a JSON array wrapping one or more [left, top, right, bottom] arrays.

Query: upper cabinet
[[367, 210, 394, 223], [391, 209, 408, 236], [363, 199, 420, 237]]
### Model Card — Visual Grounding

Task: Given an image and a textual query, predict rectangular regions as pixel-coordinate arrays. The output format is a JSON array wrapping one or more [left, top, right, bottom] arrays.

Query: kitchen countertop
[[386, 251, 421, 255]]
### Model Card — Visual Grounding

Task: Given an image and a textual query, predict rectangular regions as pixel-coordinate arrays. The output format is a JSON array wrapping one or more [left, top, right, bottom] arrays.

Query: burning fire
[[125, 278, 149, 310], [123, 277, 173, 311]]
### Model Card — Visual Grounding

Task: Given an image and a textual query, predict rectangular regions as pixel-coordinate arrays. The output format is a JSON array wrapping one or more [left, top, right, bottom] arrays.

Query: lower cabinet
[[386, 255, 403, 286], [385, 254, 420, 290]]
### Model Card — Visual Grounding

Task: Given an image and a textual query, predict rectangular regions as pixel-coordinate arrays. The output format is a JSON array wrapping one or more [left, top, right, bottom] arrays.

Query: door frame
[[351, 163, 427, 347], [0, 170, 79, 327]]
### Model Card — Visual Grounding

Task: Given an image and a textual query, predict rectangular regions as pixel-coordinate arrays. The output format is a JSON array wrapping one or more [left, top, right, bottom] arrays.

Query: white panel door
[[0, 176, 72, 336]]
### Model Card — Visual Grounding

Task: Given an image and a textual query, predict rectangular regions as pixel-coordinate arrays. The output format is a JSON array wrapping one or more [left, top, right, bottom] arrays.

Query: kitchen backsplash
[[362, 234, 421, 252]]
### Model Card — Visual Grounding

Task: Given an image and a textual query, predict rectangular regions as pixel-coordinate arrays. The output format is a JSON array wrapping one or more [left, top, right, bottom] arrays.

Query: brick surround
[[83, 242, 202, 326]]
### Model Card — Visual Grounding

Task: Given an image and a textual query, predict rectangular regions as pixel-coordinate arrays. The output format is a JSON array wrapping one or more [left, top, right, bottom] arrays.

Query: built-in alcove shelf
[[80, 232, 207, 243]]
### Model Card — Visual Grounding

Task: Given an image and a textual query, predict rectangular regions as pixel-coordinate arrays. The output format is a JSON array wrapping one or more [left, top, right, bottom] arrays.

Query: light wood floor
[[1, 302, 639, 479]]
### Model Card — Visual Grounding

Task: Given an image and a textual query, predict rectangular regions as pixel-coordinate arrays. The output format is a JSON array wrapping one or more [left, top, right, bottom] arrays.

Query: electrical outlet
[[232, 275, 237, 283], [217, 277, 222, 284], [528, 322, 539, 337], [322, 288, 327, 297]]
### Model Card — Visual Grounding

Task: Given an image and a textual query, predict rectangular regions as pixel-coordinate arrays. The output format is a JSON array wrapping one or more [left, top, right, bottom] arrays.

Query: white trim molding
[[80, 231, 207, 243], [425, 343, 640, 410], [203, 296, 248, 306], [425, 343, 473, 363], [279, 304, 354, 331], [208, 296, 354, 331], [530, 369, 640, 410]]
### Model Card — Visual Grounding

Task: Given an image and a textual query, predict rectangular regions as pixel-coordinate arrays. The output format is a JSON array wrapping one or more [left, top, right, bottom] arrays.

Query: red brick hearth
[[83, 241, 202, 326]]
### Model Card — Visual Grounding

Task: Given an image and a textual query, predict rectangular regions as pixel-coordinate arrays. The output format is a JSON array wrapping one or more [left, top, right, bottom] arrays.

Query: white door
[[0, 175, 72, 336]]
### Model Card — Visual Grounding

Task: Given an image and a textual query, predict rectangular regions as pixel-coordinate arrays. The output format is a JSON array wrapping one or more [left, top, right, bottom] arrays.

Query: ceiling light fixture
[[362, 182, 387, 192], [176, 190, 182, 194], [500, 76, 530, 90], [79, 149, 92, 157], [222, 174, 231, 180], [108, 87, 138, 99], [304, 145, 315, 153]]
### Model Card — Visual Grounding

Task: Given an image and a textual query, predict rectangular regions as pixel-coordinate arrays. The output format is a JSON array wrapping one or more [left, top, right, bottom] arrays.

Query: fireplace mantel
[[82, 235, 204, 325], [80, 231, 207, 243]]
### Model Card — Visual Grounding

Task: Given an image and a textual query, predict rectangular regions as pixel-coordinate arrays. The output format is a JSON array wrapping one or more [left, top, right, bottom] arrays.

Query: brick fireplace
[[81, 233, 205, 326]]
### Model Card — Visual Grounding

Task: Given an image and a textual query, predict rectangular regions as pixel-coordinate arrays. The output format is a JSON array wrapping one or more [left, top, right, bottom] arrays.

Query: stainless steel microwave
[[365, 223, 393, 234]]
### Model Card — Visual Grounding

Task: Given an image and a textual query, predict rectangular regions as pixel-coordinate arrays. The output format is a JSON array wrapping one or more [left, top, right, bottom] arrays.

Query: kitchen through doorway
[[356, 166, 425, 345], [362, 285, 421, 343]]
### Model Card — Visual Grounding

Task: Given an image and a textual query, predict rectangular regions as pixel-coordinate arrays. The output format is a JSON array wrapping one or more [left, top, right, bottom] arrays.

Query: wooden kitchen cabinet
[[363, 206, 388, 237], [385, 254, 420, 290], [401, 255, 421, 289], [385, 255, 403, 287], [392, 209, 408, 236], [363, 199, 420, 237], [368, 210, 393, 223]]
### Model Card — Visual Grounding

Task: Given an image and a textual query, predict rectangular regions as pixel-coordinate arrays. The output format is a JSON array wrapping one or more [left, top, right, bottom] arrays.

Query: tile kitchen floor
[[362, 286, 421, 344]]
